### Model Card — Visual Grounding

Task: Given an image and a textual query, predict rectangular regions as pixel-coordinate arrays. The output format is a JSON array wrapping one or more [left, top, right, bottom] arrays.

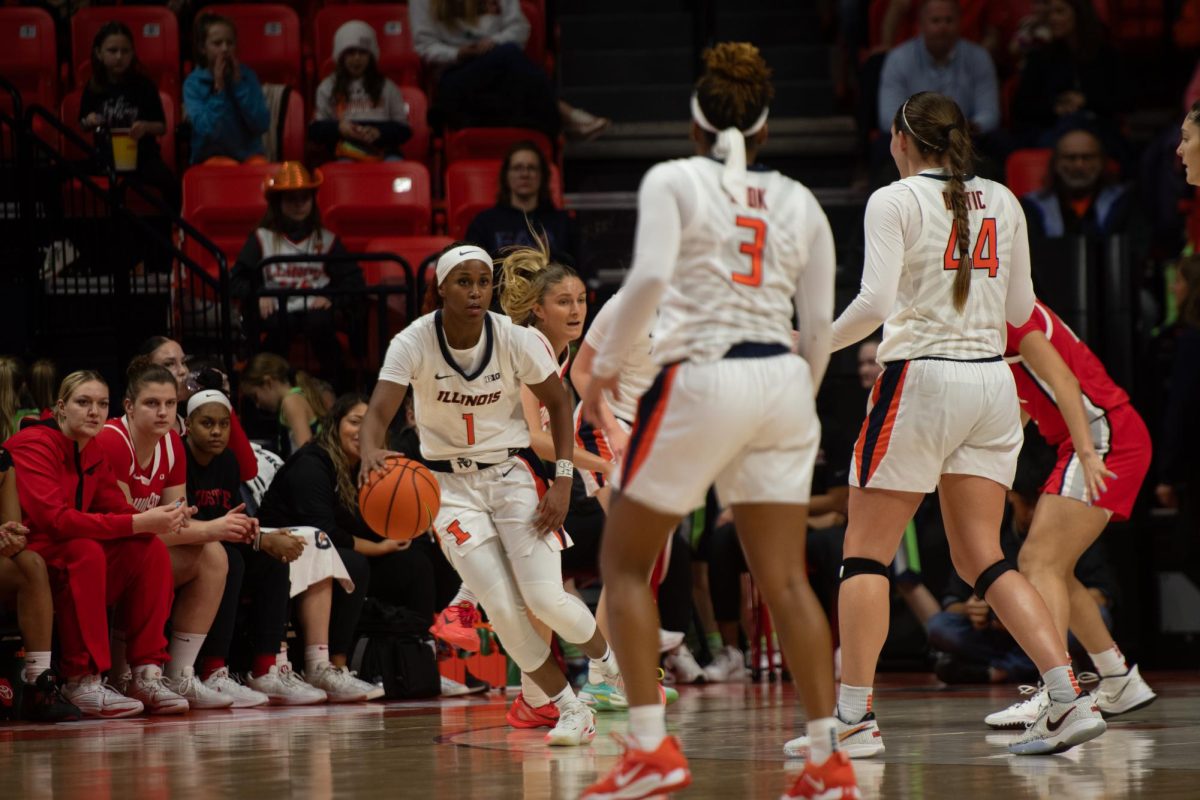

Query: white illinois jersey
[[646, 156, 832, 365], [377, 310, 559, 465], [869, 170, 1031, 363], [529, 325, 569, 431], [584, 290, 656, 423]]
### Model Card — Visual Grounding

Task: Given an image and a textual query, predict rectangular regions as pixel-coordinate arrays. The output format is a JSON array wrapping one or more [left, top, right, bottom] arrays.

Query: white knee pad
[[521, 581, 597, 645], [474, 581, 551, 672]]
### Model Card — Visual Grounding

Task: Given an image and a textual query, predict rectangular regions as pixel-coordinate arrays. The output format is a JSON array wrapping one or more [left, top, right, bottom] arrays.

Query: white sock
[[133, 663, 163, 680], [836, 683, 872, 723], [110, 630, 129, 679], [450, 585, 478, 606], [521, 672, 550, 706], [628, 704, 667, 751], [806, 716, 839, 765], [305, 644, 330, 676], [588, 644, 618, 682], [1043, 665, 1079, 702], [549, 684, 577, 713], [166, 632, 206, 679], [1089, 645, 1127, 678], [276, 649, 288, 669], [23, 651, 51, 684]]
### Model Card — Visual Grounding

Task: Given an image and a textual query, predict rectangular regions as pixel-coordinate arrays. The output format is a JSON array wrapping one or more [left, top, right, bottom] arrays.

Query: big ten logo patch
[[315, 530, 333, 549], [484, 372, 501, 383]]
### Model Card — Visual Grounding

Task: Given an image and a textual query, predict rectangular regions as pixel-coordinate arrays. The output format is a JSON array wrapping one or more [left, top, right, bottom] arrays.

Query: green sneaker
[[578, 681, 628, 711], [661, 685, 679, 705]]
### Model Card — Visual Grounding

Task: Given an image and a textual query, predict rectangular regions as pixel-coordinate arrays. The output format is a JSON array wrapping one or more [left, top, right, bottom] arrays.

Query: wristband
[[555, 459, 574, 480]]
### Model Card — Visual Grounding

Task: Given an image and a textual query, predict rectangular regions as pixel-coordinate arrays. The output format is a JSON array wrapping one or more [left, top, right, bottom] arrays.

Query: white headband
[[187, 389, 232, 417], [435, 245, 493, 285], [691, 93, 769, 206]]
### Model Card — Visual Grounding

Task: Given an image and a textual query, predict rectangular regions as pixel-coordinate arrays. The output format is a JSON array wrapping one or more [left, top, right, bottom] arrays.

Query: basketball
[[358, 457, 441, 542]]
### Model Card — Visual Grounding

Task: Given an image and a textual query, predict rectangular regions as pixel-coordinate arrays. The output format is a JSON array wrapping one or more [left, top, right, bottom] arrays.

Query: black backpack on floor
[[349, 599, 439, 700]]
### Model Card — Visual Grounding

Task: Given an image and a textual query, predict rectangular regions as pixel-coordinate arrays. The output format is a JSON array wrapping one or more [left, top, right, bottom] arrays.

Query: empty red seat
[[72, 7, 180, 103], [445, 158, 563, 240], [0, 7, 58, 114], [364, 234, 453, 285], [201, 5, 302, 90], [314, 5, 420, 87], [182, 162, 278, 278], [520, 0, 548, 71], [1005, 148, 1052, 198], [444, 127, 554, 165], [317, 161, 432, 251], [399, 85, 431, 165]]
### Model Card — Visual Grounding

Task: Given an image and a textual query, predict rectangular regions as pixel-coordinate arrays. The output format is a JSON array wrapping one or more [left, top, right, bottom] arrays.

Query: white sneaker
[[126, 665, 189, 715], [658, 629, 685, 653], [1093, 665, 1157, 718], [440, 675, 488, 697], [703, 646, 748, 683], [306, 663, 369, 703], [166, 666, 234, 710], [1008, 692, 1106, 755], [246, 665, 326, 706], [783, 712, 885, 759], [664, 643, 706, 685], [985, 685, 1048, 729], [544, 701, 596, 746], [202, 667, 269, 708], [344, 670, 385, 700], [62, 674, 144, 718]]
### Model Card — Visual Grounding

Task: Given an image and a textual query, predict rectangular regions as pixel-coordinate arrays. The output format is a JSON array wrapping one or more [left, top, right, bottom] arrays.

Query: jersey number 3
[[943, 217, 999, 278], [734, 216, 767, 287]]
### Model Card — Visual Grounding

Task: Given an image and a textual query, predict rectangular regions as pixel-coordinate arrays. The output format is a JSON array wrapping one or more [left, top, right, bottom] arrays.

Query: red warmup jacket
[[4, 420, 138, 541]]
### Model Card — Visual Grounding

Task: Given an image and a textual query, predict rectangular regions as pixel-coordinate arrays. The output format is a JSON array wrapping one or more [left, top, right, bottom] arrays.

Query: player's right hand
[[357, 449, 403, 488], [965, 595, 991, 631], [1078, 450, 1116, 503], [580, 373, 619, 430], [138, 502, 187, 535]]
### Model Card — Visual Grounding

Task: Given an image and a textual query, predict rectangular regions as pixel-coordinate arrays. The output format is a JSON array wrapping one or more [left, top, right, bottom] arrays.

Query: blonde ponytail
[[498, 228, 577, 327]]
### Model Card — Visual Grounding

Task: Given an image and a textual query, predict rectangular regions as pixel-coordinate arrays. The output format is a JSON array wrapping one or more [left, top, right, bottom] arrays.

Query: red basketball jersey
[[1005, 300, 1130, 446], [96, 416, 187, 511]]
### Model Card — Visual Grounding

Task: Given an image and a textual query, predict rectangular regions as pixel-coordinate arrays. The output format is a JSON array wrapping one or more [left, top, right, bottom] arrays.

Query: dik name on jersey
[[436, 390, 503, 406]]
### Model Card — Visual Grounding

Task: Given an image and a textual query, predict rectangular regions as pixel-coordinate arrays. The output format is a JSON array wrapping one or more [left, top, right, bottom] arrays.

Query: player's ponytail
[[894, 91, 976, 313], [498, 226, 578, 328], [694, 42, 774, 135]]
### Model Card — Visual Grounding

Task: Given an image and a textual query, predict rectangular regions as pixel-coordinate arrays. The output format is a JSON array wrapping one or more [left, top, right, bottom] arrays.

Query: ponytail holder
[[691, 93, 769, 207]]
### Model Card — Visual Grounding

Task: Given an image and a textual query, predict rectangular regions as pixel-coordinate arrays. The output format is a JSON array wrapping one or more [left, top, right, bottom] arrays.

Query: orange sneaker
[[430, 601, 482, 653], [582, 735, 691, 799], [506, 692, 559, 729], [782, 751, 861, 799]]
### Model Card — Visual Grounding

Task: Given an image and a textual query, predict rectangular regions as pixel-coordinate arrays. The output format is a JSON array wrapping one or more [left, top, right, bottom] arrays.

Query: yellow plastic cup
[[110, 129, 138, 172]]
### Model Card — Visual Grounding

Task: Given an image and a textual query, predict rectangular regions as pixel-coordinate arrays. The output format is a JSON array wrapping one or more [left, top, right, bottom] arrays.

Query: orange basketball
[[358, 457, 441, 542]]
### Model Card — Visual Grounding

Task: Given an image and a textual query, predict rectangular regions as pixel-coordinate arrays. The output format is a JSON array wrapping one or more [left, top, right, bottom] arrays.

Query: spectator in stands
[[240, 352, 328, 457], [231, 163, 363, 384], [465, 140, 579, 267], [310, 21, 412, 162], [256, 393, 379, 701], [1021, 124, 1138, 240], [1011, 0, 1120, 147], [183, 14, 270, 165], [183, 389, 326, 707], [926, 438, 1116, 684], [409, 0, 609, 140], [1009, 0, 1053, 70], [0, 448, 81, 722], [26, 359, 57, 425], [1155, 255, 1200, 513], [5, 371, 186, 718], [79, 21, 178, 210]]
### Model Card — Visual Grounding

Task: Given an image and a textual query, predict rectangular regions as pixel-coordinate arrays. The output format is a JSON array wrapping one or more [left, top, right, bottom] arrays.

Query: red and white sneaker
[[782, 751, 861, 799], [506, 691, 559, 729], [430, 601, 483, 653], [583, 735, 691, 799]]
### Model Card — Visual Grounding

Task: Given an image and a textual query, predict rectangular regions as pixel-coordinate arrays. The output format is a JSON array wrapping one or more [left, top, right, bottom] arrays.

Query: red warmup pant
[[28, 535, 174, 677]]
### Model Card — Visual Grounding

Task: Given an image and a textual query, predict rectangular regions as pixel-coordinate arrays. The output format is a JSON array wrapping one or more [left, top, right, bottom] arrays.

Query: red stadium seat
[[1005, 148, 1052, 198], [361, 235, 453, 358], [314, 5, 420, 88], [0, 7, 58, 114], [399, 86, 430, 165], [277, 90, 306, 163], [444, 127, 554, 165], [181, 162, 278, 278], [445, 158, 563, 240], [520, 0, 547, 71], [317, 162, 433, 251], [72, 7, 180, 103], [61, 88, 177, 173], [201, 5, 302, 90]]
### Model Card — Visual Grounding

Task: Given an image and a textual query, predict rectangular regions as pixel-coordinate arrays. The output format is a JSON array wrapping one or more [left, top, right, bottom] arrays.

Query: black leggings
[[200, 542, 291, 662], [331, 547, 370, 657], [365, 536, 460, 620], [656, 530, 693, 634]]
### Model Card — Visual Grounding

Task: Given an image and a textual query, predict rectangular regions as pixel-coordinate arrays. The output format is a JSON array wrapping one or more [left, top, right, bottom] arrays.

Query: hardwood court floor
[[2, 672, 1198, 799]]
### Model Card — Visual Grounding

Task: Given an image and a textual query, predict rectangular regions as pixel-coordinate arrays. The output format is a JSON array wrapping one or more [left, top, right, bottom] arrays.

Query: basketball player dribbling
[[581, 43, 858, 799]]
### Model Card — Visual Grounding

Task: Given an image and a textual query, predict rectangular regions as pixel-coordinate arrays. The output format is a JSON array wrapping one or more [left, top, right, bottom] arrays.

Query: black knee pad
[[839, 557, 889, 583], [973, 559, 1015, 599]]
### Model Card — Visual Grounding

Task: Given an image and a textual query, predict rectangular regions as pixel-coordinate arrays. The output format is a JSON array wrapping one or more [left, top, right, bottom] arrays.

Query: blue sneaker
[[578, 680, 628, 711]]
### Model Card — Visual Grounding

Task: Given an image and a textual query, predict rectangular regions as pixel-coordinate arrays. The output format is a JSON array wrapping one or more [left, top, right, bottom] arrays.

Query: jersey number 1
[[943, 217, 999, 278], [734, 216, 767, 287], [462, 413, 475, 445]]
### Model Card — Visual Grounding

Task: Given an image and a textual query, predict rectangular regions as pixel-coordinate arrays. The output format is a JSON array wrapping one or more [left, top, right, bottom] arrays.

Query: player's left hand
[[1078, 450, 1116, 503], [536, 479, 570, 534], [580, 373, 619, 430]]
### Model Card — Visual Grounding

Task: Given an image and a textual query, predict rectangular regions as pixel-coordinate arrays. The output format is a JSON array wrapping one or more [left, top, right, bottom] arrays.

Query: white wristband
[[555, 459, 574, 480]]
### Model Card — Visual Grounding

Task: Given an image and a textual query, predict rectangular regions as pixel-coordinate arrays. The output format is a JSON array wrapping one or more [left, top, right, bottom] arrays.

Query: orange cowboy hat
[[263, 161, 323, 193]]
